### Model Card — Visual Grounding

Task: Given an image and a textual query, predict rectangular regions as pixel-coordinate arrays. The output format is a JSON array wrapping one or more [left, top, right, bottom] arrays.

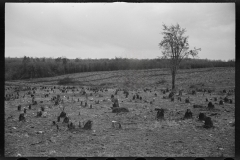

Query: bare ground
[[5, 67, 235, 157]]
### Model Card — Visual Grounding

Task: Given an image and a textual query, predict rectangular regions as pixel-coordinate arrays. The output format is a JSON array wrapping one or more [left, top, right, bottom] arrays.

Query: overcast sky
[[5, 3, 235, 60]]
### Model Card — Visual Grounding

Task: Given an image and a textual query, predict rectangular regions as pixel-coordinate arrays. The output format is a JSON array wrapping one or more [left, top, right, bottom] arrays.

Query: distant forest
[[5, 56, 235, 81]]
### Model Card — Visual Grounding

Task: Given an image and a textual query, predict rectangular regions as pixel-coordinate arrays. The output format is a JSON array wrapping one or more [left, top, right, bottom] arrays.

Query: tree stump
[[168, 92, 174, 98], [112, 107, 129, 113], [83, 120, 92, 130], [156, 108, 164, 121], [193, 105, 204, 108], [208, 102, 214, 109], [179, 90, 182, 96], [33, 101, 37, 105], [137, 94, 139, 99], [63, 117, 69, 123], [57, 116, 60, 122], [37, 110, 42, 117], [24, 108, 27, 114], [112, 121, 122, 129], [18, 105, 21, 111], [219, 100, 224, 105], [224, 97, 229, 103], [111, 95, 114, 99], [112, 98, 119, 108], [19, 113, 25, 122], [198, 112, 206, 121], [184, 109, 192, 119], [59, 111, 66, 118], [203, 117, 213, 128], [68, 122, 75, 130]]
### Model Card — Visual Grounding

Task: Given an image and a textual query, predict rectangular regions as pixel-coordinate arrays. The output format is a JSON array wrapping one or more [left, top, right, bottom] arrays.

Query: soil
[[5, 67, 235, 157]]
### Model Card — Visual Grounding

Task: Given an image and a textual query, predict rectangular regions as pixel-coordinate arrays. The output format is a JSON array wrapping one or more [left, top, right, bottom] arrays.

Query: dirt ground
[[5, 67, 235, 157]]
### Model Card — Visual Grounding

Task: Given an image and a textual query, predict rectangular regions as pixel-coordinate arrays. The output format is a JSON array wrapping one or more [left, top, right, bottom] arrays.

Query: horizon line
[[4, 56, 235, 61]]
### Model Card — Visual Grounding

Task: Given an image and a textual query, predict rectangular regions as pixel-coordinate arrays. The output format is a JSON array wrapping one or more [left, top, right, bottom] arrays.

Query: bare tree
[[159, 23, 201, 91]]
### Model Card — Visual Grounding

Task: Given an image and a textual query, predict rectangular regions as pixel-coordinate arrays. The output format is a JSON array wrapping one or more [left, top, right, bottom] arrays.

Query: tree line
[[5, 56, 235, 81]]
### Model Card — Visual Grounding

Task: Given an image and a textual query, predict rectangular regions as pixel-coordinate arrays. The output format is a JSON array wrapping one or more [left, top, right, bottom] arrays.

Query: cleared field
[[5, 67, 235, 157]]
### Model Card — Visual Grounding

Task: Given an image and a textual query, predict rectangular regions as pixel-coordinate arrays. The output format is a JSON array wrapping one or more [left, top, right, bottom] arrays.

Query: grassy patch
[[57, 77, 75, 85], [156, 78, 167, 84]]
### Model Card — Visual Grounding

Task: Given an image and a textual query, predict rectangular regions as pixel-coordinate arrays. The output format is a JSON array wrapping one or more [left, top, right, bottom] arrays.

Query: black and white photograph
[[5, 2, 235, 157]]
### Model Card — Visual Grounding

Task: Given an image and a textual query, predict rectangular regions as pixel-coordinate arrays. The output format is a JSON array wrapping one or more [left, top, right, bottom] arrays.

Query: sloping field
[[5, 67, 235, 157], [6, 67, 235, 91]]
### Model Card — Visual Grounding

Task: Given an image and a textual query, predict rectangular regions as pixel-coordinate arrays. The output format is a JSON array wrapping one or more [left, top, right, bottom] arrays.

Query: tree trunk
[[172, 72, 175, 90], [171, 68, 176, 91]]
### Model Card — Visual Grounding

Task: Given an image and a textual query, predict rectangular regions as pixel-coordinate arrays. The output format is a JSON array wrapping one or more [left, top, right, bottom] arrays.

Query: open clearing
[[5, 67, 235, 157]]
